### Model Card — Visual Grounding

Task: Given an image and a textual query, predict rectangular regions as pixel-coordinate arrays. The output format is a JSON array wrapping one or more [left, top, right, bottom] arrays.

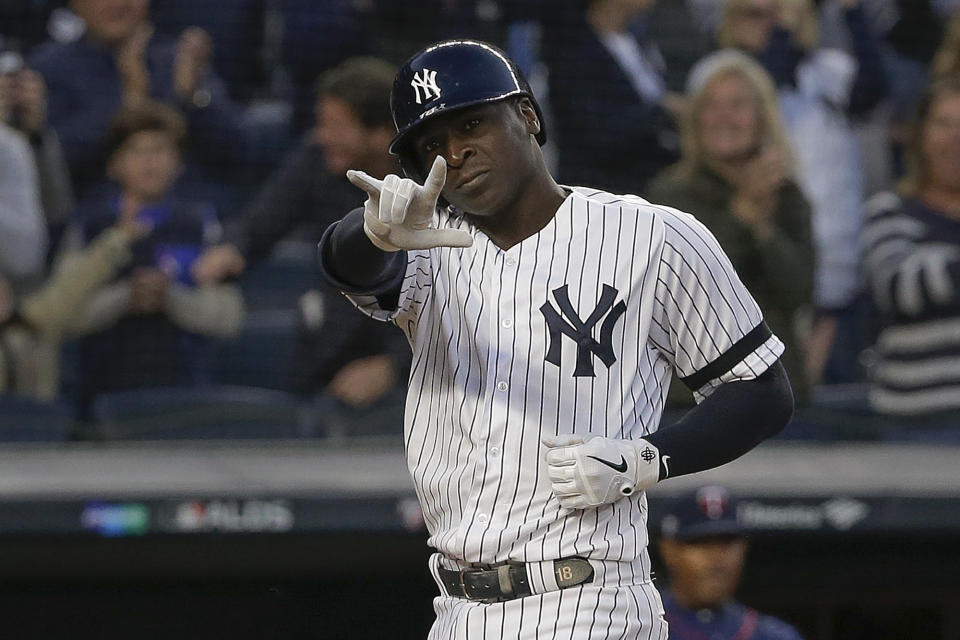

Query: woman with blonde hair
[[647, 50, 814, 398], [715, 0, 888, 387]]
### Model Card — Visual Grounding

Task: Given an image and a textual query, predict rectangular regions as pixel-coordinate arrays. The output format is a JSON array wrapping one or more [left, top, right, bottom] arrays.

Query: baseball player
[[318, 40, 794, 639], [658, 486, 805, 640]]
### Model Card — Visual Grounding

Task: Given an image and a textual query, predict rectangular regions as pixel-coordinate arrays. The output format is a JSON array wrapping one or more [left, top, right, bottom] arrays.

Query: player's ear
[[516, 97, 541, 137]]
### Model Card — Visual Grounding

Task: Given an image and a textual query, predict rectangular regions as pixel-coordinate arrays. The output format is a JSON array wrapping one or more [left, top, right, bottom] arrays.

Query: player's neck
[[468, 174, 568, 250]]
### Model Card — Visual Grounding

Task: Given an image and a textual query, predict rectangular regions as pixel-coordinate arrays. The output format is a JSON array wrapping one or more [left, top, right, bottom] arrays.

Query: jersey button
[[496, 381, 508, 392], [490, 446, 500, 457], [477, 513, 489, 524], [501, 318, 513, 328], [505, 256, 517, 267]]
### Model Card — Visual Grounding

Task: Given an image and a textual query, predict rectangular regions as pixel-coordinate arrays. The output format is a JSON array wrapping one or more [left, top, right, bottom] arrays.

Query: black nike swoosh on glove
[[587, 455, 628, 473]]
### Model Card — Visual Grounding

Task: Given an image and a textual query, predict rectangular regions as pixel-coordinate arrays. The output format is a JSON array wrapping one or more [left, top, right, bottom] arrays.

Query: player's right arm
[[317, 157, 472, 316]]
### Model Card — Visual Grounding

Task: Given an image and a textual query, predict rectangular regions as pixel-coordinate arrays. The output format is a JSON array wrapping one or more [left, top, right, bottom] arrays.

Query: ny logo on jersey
[[411, 68, 441, 104], [540, 284, 627, 377]]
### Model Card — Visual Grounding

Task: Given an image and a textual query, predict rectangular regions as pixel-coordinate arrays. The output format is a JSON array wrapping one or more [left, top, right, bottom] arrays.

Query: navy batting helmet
[[389, 39, 547, 179]]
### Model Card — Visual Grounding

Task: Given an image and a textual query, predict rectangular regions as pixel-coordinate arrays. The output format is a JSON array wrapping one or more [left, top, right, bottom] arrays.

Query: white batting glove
[[542, 434, 662, 510], [346, 156, 474, 252]]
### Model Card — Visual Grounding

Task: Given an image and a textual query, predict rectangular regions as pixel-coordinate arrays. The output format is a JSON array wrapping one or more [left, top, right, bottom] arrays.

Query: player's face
[[411, 100, 540, 217], [108, 130, 182, 202], [922, 91, 960, 192], [72, 0, 149, 45], [315, 96, 391, 176], [660, 536, 747, 609], [697, 73, 762, 164]]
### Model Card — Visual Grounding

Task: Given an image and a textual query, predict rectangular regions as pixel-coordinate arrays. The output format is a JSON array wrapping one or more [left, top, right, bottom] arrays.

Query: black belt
[[438, 557, 594, 603]]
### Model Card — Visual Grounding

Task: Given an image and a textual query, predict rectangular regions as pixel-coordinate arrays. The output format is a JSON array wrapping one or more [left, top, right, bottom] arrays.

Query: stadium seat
[[91, 385, 318, 440], [0, 396, 74, 442], [238, 240, 319, 312], [215, 240, 319, 392], [213, 309, 300, 392]]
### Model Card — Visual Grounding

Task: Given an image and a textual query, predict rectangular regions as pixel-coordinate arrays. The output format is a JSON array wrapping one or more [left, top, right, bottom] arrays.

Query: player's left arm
[[544, 207, 794, 510]]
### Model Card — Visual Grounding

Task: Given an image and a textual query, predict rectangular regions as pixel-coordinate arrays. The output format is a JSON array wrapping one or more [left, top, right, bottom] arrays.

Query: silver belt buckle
[[457, 569, 473, 600]]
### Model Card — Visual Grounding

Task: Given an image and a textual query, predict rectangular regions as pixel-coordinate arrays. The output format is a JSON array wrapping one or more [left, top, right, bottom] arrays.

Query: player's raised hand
[[346, 156, 474, 252], [542, 434, 662, 510]]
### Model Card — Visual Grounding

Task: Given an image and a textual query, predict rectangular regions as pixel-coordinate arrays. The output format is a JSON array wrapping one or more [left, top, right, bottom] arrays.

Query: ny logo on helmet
[[540, 284, 627, 377], [411, 68, 441, 105]]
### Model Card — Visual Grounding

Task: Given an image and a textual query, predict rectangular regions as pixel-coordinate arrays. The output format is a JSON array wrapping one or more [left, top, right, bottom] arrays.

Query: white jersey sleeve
[[648, 205, 785, 401]]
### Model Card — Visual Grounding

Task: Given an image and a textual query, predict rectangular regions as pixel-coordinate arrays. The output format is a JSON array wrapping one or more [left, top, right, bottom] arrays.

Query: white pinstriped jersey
[[346, 187, 783, 574]]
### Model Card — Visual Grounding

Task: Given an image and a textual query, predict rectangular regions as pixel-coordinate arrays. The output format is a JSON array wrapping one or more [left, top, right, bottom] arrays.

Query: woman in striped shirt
[[863, 77, 960, 426]]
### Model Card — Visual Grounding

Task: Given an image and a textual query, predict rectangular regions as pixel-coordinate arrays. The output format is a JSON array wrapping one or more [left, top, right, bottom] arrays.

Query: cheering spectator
[[863, 78, 960, 423], [60, 102, 242, 418], [150, 0, 267, 103], [542, 0, 680, 195], [192, 57, 408, 410], [0, 71, 47, 293], [0, 51, 74, 256], [0, 221, 144, 399], [646, 50, 813, 399], [29, 0, 248, 206], [717, 0, 887, 383]]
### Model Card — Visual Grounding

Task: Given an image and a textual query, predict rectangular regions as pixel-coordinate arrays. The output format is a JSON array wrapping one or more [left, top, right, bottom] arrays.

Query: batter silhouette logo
[[540, 284, 627, 377], [411, 68, 441, 104]]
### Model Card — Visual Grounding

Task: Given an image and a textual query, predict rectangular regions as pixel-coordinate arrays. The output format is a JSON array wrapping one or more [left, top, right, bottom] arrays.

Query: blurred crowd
[[0, 0, 958, 441]]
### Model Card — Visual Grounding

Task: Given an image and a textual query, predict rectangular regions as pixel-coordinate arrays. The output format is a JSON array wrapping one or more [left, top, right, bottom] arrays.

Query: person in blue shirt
[[29, 0, 248, 207], [658, 486, 805, 640], [59, 101, 242, 420]]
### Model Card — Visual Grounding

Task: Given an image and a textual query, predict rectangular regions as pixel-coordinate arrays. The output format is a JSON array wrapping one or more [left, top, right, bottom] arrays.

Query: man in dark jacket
[[193, 56, 408, 409]]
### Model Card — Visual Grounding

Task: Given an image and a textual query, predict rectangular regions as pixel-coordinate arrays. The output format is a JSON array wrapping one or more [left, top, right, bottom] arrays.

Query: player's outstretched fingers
[[392, 179, 416, 224], [422, 155, 448, 201], [426, 227, 474, 249], [379, 174, 401, 224], [346, 170, 383, 198]]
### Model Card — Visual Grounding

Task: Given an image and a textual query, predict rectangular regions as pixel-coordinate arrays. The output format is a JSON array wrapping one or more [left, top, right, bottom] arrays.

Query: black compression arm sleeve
[[645, 361, 794, 480], [318, 208, 406, 298]]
